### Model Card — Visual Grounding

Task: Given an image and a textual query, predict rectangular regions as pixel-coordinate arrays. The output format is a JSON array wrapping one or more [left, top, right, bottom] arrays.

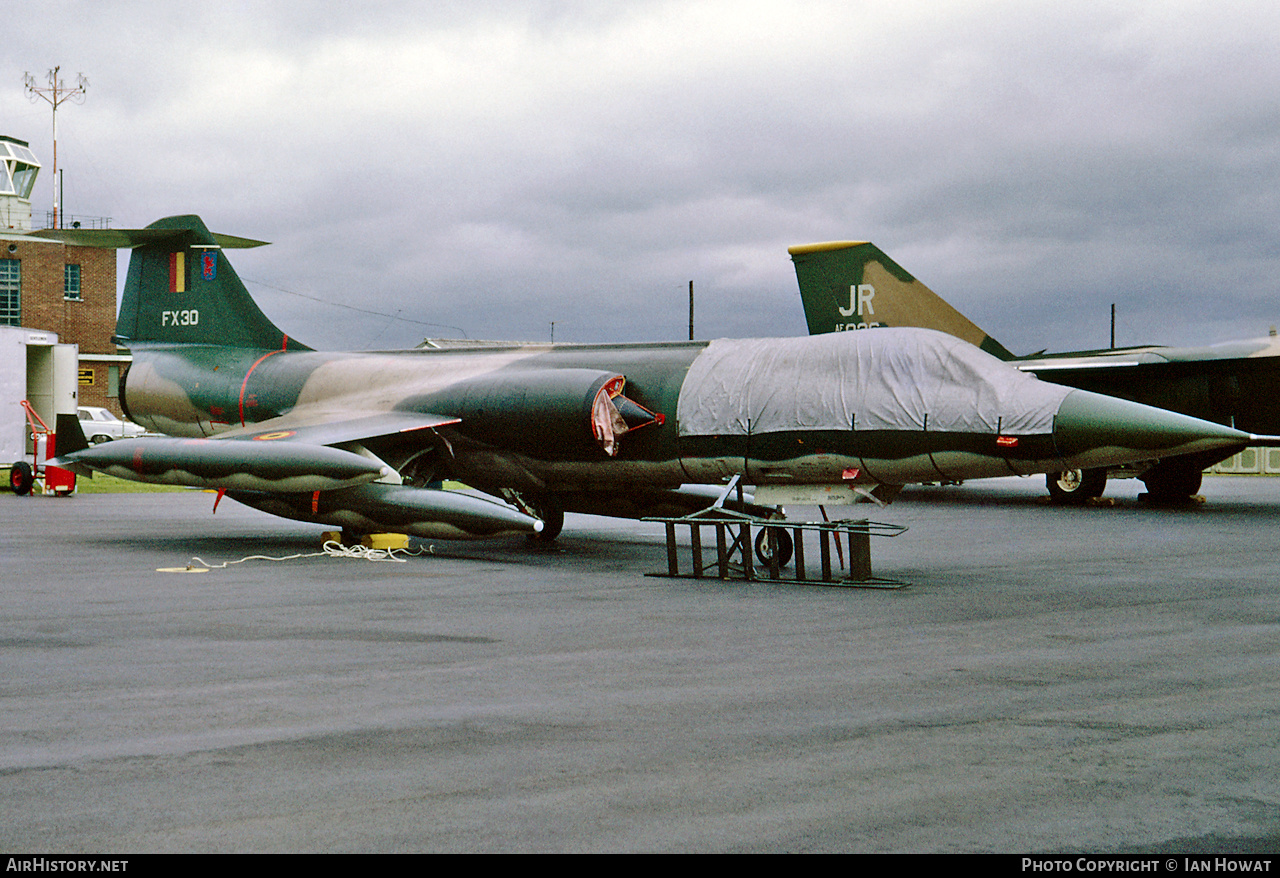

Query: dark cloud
[[5, 1, 1279, 352]]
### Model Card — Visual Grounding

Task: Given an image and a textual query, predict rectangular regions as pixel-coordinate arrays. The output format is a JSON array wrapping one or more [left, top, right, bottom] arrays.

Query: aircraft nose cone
[[1053, 389, 1251, 467]]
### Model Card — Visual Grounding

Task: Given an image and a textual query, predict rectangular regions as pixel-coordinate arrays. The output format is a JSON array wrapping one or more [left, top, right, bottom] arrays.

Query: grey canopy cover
[[676, 327, 1071, 437]]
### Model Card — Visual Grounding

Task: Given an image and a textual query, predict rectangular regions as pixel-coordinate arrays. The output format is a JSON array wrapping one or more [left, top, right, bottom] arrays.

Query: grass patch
[[69, 473, 189, 494]]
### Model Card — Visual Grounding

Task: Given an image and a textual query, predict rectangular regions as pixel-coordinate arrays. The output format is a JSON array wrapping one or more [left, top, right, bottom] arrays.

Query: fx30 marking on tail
[[161, 310, 199, 326]]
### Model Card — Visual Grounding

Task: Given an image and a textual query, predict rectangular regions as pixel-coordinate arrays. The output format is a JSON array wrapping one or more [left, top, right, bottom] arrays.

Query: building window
[[64, 263, 82, 300], [0, 258, 19, 326]]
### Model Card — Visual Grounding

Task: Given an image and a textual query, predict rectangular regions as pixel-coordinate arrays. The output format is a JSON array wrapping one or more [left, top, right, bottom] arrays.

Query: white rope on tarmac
[[173, 540, 435, 572]]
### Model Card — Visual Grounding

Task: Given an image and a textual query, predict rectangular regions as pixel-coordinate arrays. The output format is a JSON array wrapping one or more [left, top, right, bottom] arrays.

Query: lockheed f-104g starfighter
[[38, 216, 1264, 544]]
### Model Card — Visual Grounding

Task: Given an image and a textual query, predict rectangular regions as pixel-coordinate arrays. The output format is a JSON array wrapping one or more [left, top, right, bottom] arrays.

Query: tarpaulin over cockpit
[[675, 327, 1072, 437]]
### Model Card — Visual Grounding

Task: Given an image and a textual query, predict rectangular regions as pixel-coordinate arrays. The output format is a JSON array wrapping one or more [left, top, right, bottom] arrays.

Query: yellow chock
[[363, 533, 410, 550]]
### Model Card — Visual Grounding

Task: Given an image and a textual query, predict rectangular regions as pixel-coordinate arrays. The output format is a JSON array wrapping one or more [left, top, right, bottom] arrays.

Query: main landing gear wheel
[[530, 500, 564, 542], [1141, 461, 1203, 502], [754, 526, 794, 568], [9, 461, 34, 496], [1046, 468, 1106, 504], [506, 492, 565, 542]]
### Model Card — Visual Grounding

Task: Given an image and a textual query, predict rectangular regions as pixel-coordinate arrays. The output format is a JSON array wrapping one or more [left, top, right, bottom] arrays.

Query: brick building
[[1, 135, 127, 416]]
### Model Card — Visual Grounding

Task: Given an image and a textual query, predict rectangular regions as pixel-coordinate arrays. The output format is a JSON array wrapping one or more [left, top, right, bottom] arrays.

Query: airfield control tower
[[0, 136, 41, 231]]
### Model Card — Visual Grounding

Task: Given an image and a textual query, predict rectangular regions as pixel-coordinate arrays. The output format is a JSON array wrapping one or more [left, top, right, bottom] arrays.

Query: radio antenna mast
[[24, 66, 89, 230]]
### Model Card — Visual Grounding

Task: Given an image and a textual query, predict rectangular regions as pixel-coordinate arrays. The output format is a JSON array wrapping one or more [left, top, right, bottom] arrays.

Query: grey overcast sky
[[5, 0, 1279, 352]]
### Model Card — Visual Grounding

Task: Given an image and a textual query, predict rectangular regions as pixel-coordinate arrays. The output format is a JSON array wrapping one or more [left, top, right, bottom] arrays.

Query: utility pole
[[24, 66, 89, 230], [688, 280, 694, 341]]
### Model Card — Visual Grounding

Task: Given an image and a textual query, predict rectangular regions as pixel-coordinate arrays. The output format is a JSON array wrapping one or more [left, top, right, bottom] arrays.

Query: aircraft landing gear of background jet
[[1045, 468, 1107, 504], [1139, 459, 1203, 502], [1047, 459, 1206, 504]]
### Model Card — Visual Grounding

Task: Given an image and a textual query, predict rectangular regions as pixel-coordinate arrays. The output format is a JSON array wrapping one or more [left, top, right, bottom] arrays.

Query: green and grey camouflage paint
[[39, 217, 1262, 537]]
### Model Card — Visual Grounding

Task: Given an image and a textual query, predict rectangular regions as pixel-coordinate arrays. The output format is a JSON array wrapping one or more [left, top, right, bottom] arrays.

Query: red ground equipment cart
[[8, 399, 77, 496]]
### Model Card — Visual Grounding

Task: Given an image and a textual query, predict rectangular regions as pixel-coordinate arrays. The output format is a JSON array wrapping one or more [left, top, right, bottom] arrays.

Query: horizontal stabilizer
[[26, 228, 269, 249]]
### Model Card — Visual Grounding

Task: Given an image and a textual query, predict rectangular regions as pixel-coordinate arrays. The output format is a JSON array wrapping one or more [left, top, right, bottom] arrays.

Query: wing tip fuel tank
[[58, 437, 391, 493], [60, 438, 544, 538]]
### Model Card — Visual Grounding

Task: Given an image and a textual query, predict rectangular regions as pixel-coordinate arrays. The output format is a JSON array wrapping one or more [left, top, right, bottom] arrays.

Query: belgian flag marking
[[168, 251, 186, 292]]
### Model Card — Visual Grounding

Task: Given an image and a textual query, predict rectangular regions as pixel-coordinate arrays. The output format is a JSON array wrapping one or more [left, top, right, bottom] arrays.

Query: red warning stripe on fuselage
[[238, 348, 286, 426]]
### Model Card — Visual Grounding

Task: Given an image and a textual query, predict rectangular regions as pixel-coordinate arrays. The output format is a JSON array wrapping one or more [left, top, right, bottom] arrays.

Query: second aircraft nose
[[1051, 389, 1251, 470]]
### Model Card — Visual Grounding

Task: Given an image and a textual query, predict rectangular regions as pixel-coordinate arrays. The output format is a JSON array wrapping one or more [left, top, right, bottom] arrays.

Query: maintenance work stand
[[644, 478, 908, 588]]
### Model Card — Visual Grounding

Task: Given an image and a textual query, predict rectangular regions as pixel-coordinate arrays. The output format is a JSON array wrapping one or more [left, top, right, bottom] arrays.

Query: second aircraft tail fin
[[788, 241, 1014, 360]]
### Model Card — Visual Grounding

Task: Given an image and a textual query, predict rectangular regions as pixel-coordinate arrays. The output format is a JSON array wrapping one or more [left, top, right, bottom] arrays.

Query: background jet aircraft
[[36, 217, 1262, 551], [790, 240, 1280, 503]]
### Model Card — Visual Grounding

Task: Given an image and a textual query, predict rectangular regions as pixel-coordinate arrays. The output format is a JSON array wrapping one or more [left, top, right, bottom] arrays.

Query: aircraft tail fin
[[788, 241, 1014, 360], [32, 215, 310, 351]]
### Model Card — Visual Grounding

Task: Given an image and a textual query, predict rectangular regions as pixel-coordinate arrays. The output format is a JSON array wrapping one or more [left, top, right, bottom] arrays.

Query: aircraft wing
[[210, 410, 461, 446], [54, 410, 461, 494], [52, 406, 548, 539]]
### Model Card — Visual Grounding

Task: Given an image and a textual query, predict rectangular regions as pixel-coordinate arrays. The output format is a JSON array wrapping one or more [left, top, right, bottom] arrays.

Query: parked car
[[77, 406, 146, 444]]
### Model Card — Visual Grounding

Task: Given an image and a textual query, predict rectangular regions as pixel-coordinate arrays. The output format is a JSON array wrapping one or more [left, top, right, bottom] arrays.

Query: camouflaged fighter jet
[[791, 241, 1280, 503], [36, 216, 1266, 545]]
